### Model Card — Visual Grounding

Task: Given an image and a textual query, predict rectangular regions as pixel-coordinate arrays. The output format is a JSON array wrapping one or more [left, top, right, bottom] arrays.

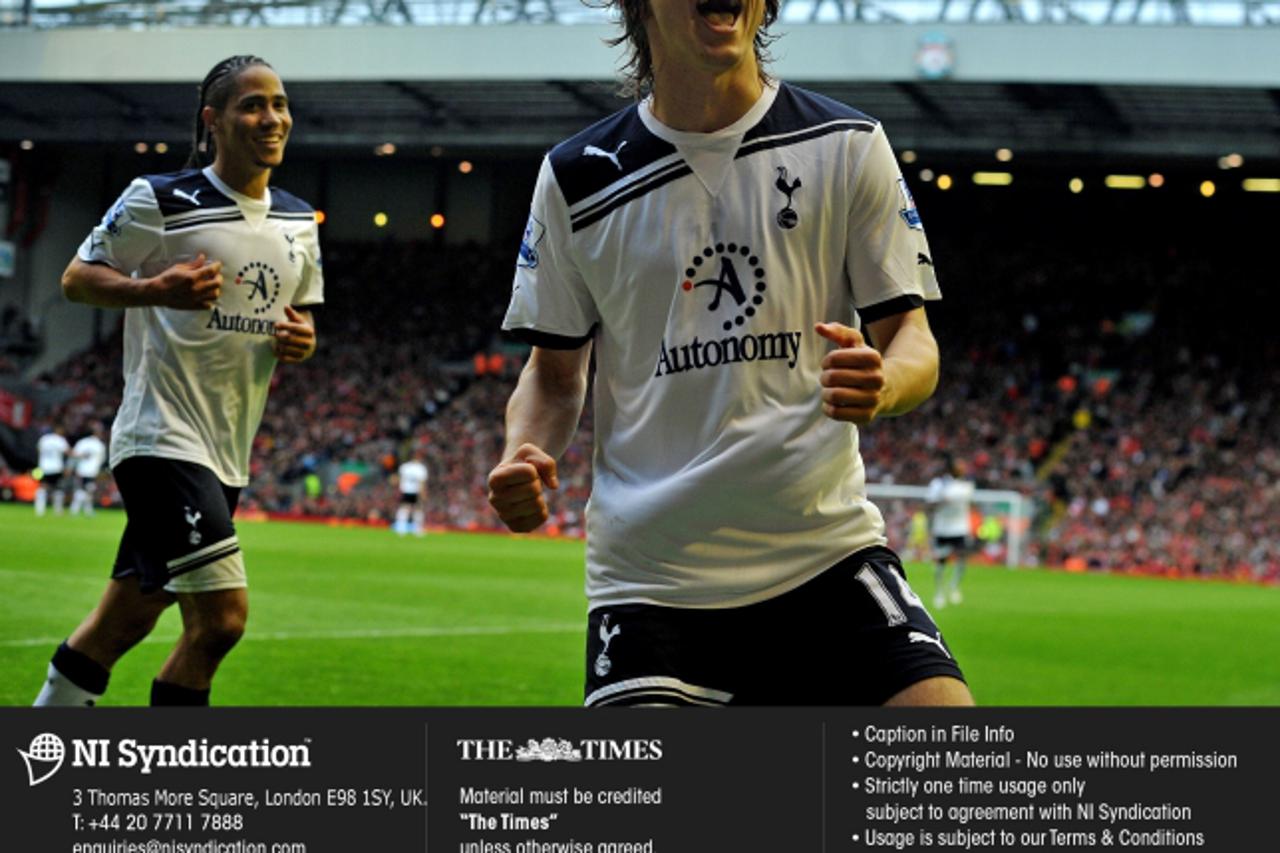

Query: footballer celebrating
[[34, 56, 323, 706], [488, 0, 972, 705]]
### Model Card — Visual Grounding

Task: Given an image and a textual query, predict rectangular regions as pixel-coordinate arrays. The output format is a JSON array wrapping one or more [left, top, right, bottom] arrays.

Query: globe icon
[[28, 733, 65, 763]]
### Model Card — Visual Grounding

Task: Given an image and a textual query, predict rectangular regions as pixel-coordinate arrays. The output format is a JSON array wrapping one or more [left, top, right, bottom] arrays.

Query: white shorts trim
[[164, 551, 247, 593], [166, 535, 240, 572], [586, 676, 734, 708]]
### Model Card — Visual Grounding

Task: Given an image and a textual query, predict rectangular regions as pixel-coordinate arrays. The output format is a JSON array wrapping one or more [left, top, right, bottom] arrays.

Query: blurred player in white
[[34, 425, 70, 516], [69, 424, 108, 516], [34, 55, 322, 707], [394, 454, 429, 536], [488, 0, 971, 706], [927, 456, 976, 608]]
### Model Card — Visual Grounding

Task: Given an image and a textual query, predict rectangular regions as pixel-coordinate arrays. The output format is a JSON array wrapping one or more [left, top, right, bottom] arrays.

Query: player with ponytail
[[37, 57, 323, 708]]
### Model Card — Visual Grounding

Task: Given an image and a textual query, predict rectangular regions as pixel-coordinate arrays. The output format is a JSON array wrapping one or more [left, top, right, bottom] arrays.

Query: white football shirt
[[927, 476, 975, 538], [37, 433, 70, 474], [398, 461, 429, 496], [505, 83, 941, 609], [78, 167, 324, 486], [72, 435, 108, 478]]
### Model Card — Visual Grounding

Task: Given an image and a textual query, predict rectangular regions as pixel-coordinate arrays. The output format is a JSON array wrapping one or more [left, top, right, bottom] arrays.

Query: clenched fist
[[488, 443, 559, 533], [815, 321, 886, 425], [150, 253, 223, 310]]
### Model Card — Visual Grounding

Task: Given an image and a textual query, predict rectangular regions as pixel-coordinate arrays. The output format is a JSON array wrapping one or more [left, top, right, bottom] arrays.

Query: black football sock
[[151, 679, 211, 706]]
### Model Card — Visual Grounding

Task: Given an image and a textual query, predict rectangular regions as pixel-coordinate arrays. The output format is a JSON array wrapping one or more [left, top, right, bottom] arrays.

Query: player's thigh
[[584, 604, 737, 707], [174, 587, 249, 642]]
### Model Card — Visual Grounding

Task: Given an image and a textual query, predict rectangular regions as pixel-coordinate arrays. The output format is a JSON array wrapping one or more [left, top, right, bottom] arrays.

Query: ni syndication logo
[[17, 732, 312, 787], [18, 732, 65, 787]]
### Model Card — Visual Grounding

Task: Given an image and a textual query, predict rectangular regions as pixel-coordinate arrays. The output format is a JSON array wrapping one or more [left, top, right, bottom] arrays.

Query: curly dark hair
[[601, 0, 781, 98]]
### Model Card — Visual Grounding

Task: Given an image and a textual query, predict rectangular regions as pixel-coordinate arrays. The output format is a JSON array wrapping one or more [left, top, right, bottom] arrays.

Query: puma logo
[[908, 630, 951, 659], [583, 141, 628, 171], [174, 188, 202, 207]]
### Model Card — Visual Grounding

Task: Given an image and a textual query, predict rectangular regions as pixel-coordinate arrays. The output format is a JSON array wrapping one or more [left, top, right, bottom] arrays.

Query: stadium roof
[[2, 77, 1277, 163], [0, 16, 1278, 161]]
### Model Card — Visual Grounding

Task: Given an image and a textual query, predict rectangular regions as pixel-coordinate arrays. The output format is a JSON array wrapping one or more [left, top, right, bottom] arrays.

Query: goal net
[[866, 483, 1035, 569]]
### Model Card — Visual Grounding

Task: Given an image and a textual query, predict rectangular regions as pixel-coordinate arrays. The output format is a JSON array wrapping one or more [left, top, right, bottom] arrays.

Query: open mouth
[[696, 0, 742, 28]]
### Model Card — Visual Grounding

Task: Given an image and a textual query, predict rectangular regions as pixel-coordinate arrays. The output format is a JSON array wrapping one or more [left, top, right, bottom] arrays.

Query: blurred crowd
[[863, 200, 1279, 583], [9, 221, 1277, 583]]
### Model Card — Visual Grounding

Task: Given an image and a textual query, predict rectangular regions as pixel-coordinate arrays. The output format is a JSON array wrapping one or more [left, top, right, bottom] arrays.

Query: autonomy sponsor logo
[[18, 732, 65, 786], [234, 261, 282, 315], [656, 239, 801, 378], [654, 331, 802, 377], [681, 241, 767, 331], [206, 309, 277, 337]]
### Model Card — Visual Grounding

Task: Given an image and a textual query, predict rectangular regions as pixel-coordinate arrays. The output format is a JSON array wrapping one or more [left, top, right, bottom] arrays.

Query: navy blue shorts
[[584, 546, 965, 706], [933, 535, 973, 559], [110, 457, 241, 594]]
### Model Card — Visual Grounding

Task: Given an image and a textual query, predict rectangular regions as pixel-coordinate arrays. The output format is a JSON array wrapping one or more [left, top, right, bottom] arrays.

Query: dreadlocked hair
[[598, 0, 780, 99], [185, 55, 273, 169]]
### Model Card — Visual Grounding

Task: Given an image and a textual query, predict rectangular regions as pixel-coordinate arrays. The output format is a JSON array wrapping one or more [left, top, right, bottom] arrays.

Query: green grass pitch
[[2, 503, 1277, 706]]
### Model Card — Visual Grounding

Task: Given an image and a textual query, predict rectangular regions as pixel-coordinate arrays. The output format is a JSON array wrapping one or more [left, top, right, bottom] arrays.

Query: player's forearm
[[877, 315, 940, 418], [501, 353, 589, 461], [62, 258, 156, 308]]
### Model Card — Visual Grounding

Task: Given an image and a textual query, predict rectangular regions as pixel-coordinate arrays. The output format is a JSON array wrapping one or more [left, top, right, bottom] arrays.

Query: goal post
[[865, 483, 1034, 569]]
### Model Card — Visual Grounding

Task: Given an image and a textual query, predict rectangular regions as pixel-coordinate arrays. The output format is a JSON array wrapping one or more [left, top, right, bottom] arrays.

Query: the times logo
[[457, 737, 663, 762]]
